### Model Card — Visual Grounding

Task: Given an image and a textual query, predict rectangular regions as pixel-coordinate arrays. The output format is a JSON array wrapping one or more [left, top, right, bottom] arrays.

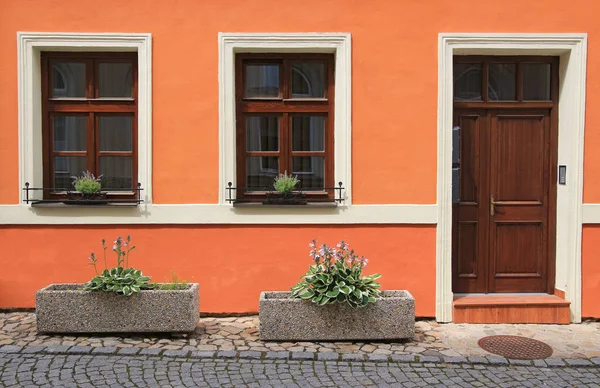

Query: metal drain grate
[[478, 335, 553, 360]]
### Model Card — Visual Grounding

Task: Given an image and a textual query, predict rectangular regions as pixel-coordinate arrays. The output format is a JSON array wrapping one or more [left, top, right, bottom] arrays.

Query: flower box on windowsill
[[63, 191, 109, 205], [262, 192, 307, 205], [22, 182, 144, 207], [30, 201, 141, 208], [226, 182, 346, 207], [232, 201, 338, 208]]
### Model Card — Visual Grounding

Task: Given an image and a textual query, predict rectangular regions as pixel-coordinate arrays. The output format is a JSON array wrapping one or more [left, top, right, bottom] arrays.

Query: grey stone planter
[[36, 283, 199, 333], [259, 290, 415, 341]]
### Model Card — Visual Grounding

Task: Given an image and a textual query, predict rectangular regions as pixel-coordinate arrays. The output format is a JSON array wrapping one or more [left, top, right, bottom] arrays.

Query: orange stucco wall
[[0, 226, 436, 316], [1, 0, 600, 318], [0, 0, 594, 205], [582, 226, 600, 318]]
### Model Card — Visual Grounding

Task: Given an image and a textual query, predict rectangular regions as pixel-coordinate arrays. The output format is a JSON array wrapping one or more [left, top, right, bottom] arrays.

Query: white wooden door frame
[[437, 33, 587, 323]]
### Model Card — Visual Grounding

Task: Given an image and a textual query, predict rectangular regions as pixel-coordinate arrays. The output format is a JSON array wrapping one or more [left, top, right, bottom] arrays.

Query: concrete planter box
[[36, 283, 199, 333], [259, 290, 415, 341]]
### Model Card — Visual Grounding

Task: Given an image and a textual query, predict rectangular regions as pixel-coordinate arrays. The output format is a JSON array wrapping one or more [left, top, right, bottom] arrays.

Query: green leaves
[[290, 254, 383, 308], [273, 171, 299, 194], [84, 266, 156, 296], [326, 288, 340, 298]]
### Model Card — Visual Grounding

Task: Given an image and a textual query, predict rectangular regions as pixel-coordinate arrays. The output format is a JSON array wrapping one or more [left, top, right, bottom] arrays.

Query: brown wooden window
[[235, 54, 335, 201], [41, 52, 138, 198]]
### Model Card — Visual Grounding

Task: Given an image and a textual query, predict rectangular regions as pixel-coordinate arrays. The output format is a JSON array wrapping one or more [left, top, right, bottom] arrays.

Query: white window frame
[[218, 33, 352, 205], [17, 32, 153, 203]]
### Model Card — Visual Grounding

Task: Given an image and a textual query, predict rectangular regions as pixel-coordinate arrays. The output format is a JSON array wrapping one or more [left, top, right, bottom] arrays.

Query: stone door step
[[453, 295, 571, 324]]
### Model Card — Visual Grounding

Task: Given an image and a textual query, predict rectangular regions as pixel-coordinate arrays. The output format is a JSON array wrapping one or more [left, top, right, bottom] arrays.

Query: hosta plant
[[291, 240, 382, 308], [85, 236, 155, 296], [71, 170, 102, 194]]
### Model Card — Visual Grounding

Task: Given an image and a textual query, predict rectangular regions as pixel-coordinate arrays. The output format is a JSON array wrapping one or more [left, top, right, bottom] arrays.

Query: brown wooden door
[[452, 110, 489, 293], [452, 109, 556, 294], [488, 110, 552, 292]]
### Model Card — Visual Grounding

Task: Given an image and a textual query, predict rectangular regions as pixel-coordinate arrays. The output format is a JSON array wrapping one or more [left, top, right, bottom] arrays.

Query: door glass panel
[[292, 156, 324, 190], [245, 64, 279, 98], [100, 156, 132, 189], [99, 116, 133, 152], [291, 62, 325, 98], [246, 156, 278, 190], [488, 63, 516, 101], [54, 156, 86, 189], [292, 116, 325, 151], [246, 117, 279, 152], [523, 63, 551, 101], [454, 63, 482, 101], [452, 125, 460, 203], [53, 116, 86, 151], [52, 62, 86, 97], [98, 63, 133, 97]]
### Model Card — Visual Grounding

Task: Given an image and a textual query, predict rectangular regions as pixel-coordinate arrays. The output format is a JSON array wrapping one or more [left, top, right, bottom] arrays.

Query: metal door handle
[[490, 195, 496, 216]]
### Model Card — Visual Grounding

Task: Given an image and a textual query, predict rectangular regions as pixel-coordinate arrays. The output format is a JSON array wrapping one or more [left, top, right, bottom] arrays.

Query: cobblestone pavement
[[1, 313, 599, 360], [0, 350, 599, 388]]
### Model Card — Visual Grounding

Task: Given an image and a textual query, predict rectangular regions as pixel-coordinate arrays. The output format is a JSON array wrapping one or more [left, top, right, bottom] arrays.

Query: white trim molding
[[0, 204, 437, 225], [437, 33, 587, 323], [218, 33, 352, 205], [17, 32, 153, 203], [582, 204, 600, 223]]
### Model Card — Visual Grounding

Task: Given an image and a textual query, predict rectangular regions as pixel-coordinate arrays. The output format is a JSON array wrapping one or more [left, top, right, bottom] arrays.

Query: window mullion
[[280, 60, 291, 176], [86, 58, 96, 176], [482, 60, 489, 102], [86, 58, 94, 99], [282, 59, 290, 99], [516, 62, 524, 102], [87, 112, 96, 175], [280, 112, 289, 175]]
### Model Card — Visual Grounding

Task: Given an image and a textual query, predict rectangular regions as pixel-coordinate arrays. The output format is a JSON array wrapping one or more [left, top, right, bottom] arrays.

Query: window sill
[[30, 201, 140, 208], [232, 201, 338, 208]]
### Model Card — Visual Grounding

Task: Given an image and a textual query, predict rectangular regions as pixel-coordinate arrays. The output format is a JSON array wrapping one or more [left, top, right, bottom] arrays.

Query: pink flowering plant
[[290, 239, 382, 308], [85, 236, 156, 296]]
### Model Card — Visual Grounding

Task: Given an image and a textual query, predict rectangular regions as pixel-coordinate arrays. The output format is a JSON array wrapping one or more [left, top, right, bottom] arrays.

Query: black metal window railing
[[226, 181, 345, 205], [22, 182, 144, 206]]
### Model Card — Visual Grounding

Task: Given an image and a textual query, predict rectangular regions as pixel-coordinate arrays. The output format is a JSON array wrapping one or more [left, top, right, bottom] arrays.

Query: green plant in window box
[[86, 236, 156, 296], [290, 239, 382, 308], [273, 171, 299, 194], [264, 171, 307, 205], [72, 170, 102, 194], [67, 170, 107, 203]]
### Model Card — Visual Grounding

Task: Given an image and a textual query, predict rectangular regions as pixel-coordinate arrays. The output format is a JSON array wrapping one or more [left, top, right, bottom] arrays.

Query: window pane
[[98, 63, 133, 97], [292, 116, 325, 151], [53, 116, 86, 151], [523, 63, 551, 101], [291, 62, 325, 98], [246, 117, 279, 152], [488, 63, 517, 101], [99, 116, 133, 152], [452, 125, 460, 203], [52, 62, 86, 97], [54, 156, 86, 189], [246, 156, 278, 190], [292, 156, 324, 190], [245, 64, 279, 98], [100, 156, 132, 189], [454, 63, 482, 101]]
